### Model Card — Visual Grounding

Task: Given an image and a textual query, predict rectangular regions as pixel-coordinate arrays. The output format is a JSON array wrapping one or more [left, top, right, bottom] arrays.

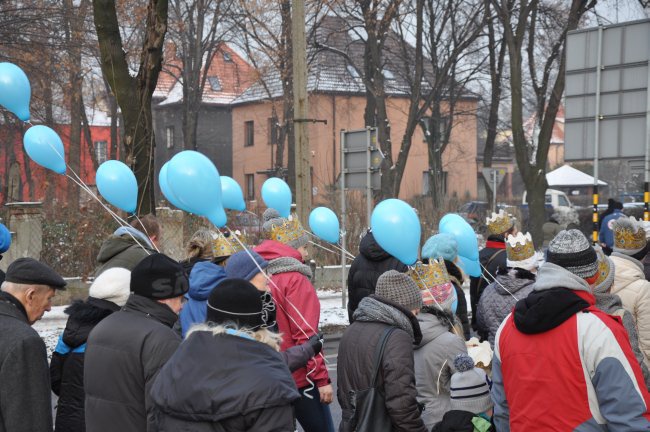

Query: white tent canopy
[[546, 164, 607, 187]]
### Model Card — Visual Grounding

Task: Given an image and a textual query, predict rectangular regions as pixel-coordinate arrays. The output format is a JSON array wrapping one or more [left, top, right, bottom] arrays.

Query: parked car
[[522, 188, 573, 209]]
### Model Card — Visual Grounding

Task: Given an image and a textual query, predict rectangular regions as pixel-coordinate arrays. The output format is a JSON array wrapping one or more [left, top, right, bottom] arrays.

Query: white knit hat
[[89, 267, 131, 307]]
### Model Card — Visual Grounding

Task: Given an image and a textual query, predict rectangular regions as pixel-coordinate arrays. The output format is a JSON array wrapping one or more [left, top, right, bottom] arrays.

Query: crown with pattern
[[409, 259, 454, 307], [593, 246, 613, 292], [613, 216, 646, 253], [268, 216, 306, 245], [213, 230, 245, 258], [486, 210, 514, 235], [506, 232, 535, 263]]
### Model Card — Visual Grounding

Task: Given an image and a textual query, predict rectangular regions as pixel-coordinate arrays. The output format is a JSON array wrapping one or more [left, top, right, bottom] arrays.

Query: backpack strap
[[370, 327, 397, 387]]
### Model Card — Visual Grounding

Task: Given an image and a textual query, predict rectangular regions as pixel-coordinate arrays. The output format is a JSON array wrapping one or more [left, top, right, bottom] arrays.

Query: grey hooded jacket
[[413, 311, 467, 430]]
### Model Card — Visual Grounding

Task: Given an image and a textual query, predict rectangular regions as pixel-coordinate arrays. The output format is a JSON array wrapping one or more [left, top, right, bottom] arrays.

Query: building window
[[268, 117, 279, 146], [223, 52, 232, 62], [166, 126, 174, 149], [94, 141, 107, 165], [208, 76, 221, 91], [244, 121, 254, 147], [245, 174, 255, 201]]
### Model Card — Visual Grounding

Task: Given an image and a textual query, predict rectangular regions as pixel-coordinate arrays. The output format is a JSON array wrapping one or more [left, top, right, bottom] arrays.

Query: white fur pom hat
[[89, 267, 131, 307]]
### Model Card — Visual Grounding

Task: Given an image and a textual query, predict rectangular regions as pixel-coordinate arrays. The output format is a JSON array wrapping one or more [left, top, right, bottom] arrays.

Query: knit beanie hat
[[421, 233, 458, 262], [613, 216, 647, 256], [593, 246, 615, 294], [131, 253, 189, 300], [262, 208, 309, 250], [546, 229, 598, 279], [206, 278, 271, 330], [89, 267, 131, 307], [375, 270, 423, 312], [450, 354, 494, 414], [225, 250, 269, 281]]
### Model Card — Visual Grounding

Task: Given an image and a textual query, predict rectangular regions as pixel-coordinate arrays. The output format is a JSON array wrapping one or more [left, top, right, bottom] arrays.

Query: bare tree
[[492, 0, 596, 245], [92, 0, 169, 215]]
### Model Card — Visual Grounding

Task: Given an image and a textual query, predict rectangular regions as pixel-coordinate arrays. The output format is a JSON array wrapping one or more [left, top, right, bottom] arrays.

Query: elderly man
[[0, 257, 67, 432]]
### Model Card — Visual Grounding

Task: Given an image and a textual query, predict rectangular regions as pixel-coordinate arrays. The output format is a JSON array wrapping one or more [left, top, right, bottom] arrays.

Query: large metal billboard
[[565, 19, 650, 161]]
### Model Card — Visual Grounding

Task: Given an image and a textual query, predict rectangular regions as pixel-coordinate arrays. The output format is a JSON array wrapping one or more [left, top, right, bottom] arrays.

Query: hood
[[533, 262, 591, 294], [62, 300, 113, 347], [254, 239, 303, 262], [514, 288, 592, 334], [595, 292, 623, 313], [610, 253, 646, 292], [124, 294, 179, 328], [415, 311, 452, 348], [359, 231, 392, 262], [113, 226, 153, 249], [96, 236, 142, 264], [188, 261, 226, 301], [445, 260, 464, 286], [494, 268, 536, 296]]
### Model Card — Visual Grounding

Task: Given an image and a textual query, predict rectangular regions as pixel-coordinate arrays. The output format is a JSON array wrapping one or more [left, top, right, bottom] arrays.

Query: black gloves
[[308, 333, 324, 356]]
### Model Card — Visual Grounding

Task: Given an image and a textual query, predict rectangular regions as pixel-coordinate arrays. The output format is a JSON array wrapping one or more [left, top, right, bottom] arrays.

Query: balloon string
[[305, 231, 355, 259], [479, 262, 519, 301], [308, 240, 355, 260], [132, 214, 161, 253]]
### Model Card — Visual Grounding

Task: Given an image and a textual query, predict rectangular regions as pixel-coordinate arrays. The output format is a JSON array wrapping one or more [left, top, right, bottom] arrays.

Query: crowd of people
[[3, 204, 650, 431]]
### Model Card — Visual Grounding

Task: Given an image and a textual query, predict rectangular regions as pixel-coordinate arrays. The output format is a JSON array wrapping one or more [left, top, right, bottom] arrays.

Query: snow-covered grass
[[34, 306, 68, 361]]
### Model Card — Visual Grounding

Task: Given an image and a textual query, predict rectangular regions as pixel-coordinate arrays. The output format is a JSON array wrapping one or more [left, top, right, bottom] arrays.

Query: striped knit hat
[[546, 229, 598, 279], [450, 354, 493, 414]]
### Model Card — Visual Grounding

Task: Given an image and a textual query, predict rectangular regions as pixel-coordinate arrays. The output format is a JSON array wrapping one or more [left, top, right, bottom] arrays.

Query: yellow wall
[[232, 94, 478, 204]]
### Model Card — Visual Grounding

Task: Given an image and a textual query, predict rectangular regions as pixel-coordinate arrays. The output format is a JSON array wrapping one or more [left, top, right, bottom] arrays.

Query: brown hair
[[185, 229, 215, 261], [130, 214, 160, 240]]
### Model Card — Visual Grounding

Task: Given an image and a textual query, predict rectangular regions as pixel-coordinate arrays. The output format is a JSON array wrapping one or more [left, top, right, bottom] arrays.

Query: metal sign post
[[340, 130, 347, 309], [593, 26, 603, 245]]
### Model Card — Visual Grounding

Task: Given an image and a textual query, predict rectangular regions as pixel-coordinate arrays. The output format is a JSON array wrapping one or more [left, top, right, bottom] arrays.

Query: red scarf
[[486, 240, 507, 249]]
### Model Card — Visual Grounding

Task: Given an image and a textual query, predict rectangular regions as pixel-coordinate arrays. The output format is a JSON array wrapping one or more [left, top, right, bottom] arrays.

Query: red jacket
[[255, 240, 329, 389]]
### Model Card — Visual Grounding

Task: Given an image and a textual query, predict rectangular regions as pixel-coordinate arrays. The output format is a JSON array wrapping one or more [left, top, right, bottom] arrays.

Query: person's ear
[[24, 287, 37, 304]]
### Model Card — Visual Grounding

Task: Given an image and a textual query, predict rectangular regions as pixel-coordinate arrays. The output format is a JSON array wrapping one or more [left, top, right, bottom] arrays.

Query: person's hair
[[187, 322, 282, 351], [185, 229, 214, 260], [130, 214, 160, 240], [1, 281, 50, 294], [614, 201, 624, 210]]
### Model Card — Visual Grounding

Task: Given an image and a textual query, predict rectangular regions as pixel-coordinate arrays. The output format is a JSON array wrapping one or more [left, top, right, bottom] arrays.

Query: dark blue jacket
[[180, 261, 227, 338], [599, 209, 624, 248]]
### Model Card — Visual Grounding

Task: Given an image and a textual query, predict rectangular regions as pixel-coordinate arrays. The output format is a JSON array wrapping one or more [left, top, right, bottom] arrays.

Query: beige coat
[[611, 252, 650, 366]]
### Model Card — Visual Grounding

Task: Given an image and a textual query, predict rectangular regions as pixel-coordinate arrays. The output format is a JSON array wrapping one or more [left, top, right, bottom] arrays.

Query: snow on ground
[[34, 306, 68, 361]]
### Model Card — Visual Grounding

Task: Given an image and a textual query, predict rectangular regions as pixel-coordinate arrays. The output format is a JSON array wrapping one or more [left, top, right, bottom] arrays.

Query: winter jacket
[[599, 209, 624, 249], [475, 268, 536, 348], [180, 256, 209, 275], [95, 232, 156, 276], [254, 240, 329, 390], [150, 325, 300, 431], [595, 292, 650, 390], [337, 295, 427, 432], [610, 252, 650, 366], [469, 236, 507, 330], [445, 260, 471, 340], [432, 411, 494, 432], [179, 261, 227, 338], [0, 292, 52, 432], [346, 231, 408, 322], [644, 253, 650, 282], [50, 299, 118, 432], [414, 310, 467, 429], [492, 262, 650, 431], [84, 294, 181, 432], [542, 220, 564, 248]]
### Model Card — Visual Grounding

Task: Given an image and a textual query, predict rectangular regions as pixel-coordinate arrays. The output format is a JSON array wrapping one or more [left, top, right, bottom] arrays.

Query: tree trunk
[[93, 0, 168, 215], [104, 78, 120, 160]]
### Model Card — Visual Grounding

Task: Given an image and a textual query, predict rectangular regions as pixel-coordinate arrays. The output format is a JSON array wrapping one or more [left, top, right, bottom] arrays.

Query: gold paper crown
[[486, 210, 514, 236], [212, 231, 245, 258], [409, 260, 453, 306], [613, 217, 646, 251], [506, 232, 535, 262], [269, 216, 306, 245], [594, 247, 611, 287]]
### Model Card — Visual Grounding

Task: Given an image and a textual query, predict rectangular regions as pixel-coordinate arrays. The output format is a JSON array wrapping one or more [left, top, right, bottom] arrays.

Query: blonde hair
[[185, 229, 215, 261], [187, 322, 283, 351]]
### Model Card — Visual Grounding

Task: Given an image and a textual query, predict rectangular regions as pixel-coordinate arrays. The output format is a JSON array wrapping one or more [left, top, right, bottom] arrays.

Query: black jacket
[[84, 294, 180, 432], [469, 235, 507, 330], [51, 299, 118, 432], [445, 260, 470, 340], [432, 410, 495, 432], [347, 231, 408, 321], [0, 292, 52, 432], [150, 329, 300, 431]]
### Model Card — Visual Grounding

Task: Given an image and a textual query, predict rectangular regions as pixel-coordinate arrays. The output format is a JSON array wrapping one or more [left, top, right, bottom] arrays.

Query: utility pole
[[292, 0, 311, 224]]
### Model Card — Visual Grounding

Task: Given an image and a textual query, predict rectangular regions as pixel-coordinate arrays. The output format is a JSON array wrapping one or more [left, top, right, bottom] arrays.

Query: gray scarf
[[267, 257, 313, 279], [354, 296, 414, 340]]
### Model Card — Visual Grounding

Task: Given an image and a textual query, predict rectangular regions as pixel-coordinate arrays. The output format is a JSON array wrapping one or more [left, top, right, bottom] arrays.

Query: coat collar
[[0, 291, 29, 323], [123, 294, 179, 328]]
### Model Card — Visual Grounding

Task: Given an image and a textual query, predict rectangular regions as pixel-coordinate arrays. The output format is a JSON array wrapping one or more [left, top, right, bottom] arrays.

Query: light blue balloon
[[261, 177, 292, 217], [23, 125, 66, 174], [0, 63, 31, 121], [159, 163, 189, 211], [457, 255, 481, 278], [96, 160, 138, 213], [167, 151, 227, 227], [309, 207, 340, 243], [371, 199, 421, 266], [220, 176, 246, 212], [439, 213, 479, 260], [0, 223, 11, 254]]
